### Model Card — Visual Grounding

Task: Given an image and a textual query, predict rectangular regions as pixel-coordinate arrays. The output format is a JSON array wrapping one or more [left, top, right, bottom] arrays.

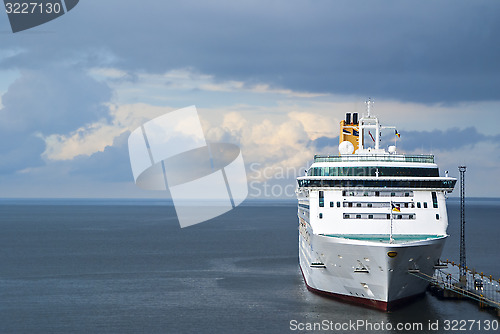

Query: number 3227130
[[5, 2, 62, 14]]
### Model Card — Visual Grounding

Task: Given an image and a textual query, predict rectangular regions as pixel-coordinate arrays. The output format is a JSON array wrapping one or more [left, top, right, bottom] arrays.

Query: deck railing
[[313, 154, 435, 164]]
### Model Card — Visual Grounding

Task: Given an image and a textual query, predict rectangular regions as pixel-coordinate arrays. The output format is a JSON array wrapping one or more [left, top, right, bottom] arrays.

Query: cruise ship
[[297, 100, 457, 311]]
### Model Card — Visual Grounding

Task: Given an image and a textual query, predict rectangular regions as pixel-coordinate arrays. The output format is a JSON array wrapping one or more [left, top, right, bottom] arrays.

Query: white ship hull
[[299, 233, 447, 311]]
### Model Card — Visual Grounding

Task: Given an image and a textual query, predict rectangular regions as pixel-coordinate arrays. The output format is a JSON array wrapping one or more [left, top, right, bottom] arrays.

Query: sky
[[0, 0, 499, 198]]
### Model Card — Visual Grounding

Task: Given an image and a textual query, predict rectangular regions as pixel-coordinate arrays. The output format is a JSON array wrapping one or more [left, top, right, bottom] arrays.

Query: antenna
[[365, 98, 372, 117]]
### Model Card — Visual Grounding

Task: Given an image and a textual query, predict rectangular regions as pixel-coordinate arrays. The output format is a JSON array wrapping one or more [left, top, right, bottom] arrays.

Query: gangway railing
[[409, 261, 500, 316]]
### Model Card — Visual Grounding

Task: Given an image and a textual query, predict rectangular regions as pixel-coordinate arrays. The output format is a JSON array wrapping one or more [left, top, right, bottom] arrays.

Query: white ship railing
[[314, 155, 435, 164]]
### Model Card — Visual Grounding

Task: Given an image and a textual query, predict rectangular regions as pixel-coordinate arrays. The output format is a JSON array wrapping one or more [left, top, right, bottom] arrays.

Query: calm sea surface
[[0, 199, 498, 333]]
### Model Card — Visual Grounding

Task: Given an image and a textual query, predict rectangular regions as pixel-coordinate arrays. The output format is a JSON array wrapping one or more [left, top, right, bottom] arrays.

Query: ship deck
[[319, 234, 446, 244]]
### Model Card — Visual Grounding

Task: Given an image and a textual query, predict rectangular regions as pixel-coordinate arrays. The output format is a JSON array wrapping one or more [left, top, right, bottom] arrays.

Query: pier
[[409, 261, 500, 317], [413, 165, 500, 318]]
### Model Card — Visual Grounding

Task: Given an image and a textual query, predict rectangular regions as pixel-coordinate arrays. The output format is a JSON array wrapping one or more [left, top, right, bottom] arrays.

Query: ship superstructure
[[297, 100, 457, 310]]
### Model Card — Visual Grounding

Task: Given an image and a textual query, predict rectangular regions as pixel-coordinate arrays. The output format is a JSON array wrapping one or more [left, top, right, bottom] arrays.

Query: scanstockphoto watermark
[[289, 319, 499, 332], [128, 106, 248, 228], [248, 163, 308, 198], [247, 163, 380, 198], [290, 319, 424, 332]]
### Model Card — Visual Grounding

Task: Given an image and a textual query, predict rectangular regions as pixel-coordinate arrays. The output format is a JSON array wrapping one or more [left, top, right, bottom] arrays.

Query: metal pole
[[459, 166, 467, 282], [390, 201, 394, 244]]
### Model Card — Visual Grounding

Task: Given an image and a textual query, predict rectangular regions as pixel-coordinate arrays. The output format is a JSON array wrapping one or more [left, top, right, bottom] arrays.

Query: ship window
[[423, 202, 428, 208], [436, 214, 439, 220], [348, 202, 353, 207], [375, 191, 380, 197], [342, 190, 346, 196], [404, 203, 409, 208], [432, 192, 438, 208], [409, 214, 415, 219], [311, 166, 441, 177], [344, 214, 350, 219], [337, 201, 341, 207], [297, 179, 456, 189], [367, 203, 373, 208], [397, 215, 402, 219], [319, 191, 324, 207], [356, 203, 362, 207], [319, 213, 323, 219], [330, 201, 334, 207], [387, 214, 390, 219], [391, 192, 395, 197], [368, 214, 373, 219], [356, 214, 361, 219], [417, 202, 421, 208]]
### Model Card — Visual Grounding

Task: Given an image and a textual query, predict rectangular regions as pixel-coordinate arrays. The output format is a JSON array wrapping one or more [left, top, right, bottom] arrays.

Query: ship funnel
[[339, 112, 359, 154], [353, 113, 358, 125]]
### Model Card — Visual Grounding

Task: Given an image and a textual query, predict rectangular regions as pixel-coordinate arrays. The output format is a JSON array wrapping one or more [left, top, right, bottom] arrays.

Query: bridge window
[[297, 179, 456, 190], [307, 166, 439, 177]]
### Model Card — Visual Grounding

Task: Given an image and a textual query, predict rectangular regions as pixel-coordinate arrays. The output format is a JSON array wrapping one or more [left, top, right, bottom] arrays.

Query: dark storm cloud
[[70, 131, 132, 182], [0, 135, 45, 173], [312, 136, 339, 150], [1, 68, 111, 133], [2, 0, 498, 103], [0, 67, 112, 173], [397, 127, 496, 151]]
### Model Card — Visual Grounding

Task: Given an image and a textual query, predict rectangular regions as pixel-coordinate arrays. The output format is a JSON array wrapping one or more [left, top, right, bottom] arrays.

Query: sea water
[[0, 198, 498, 333]]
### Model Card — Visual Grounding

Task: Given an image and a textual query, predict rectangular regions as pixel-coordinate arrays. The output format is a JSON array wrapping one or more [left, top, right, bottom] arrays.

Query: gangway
[[409, 260, 500, 317]]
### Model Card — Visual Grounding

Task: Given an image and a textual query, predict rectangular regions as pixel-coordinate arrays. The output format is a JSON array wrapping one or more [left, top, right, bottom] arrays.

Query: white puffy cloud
[[42, 103, 174, 160]]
